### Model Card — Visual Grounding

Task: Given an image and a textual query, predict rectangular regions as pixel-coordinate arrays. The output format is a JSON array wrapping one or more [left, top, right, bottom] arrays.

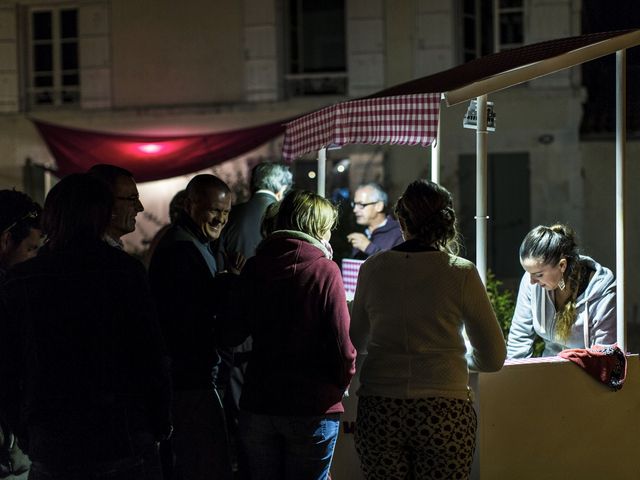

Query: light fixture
[[308, 171, 317, 179], [463, 100, 496, 131]]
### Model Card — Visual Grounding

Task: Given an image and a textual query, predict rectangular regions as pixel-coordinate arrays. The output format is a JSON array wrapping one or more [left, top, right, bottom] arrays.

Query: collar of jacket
[[263, 230, 331, 259], [175, 212, 210, 245]]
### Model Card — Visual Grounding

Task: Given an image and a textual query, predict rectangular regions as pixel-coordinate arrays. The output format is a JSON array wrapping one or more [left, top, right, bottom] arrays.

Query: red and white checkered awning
[[282, 93, 441, 161]]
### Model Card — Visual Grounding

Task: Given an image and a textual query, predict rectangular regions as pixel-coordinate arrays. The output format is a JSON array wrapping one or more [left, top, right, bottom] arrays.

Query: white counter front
[[331, 355, 640, 479]]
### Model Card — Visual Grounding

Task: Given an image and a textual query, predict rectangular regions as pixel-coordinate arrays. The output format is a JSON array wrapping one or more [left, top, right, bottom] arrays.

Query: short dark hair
[[250, 163, 293, 194], [186, 174, 230, 202], [43, 174, 113, 250], [169, 190, 187, 223], [87, 164, 134, 191], [0, 189, 42, 244]]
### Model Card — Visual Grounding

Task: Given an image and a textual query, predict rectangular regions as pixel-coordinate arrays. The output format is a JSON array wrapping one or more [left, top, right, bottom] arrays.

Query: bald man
[[148, 174, 238, 480]]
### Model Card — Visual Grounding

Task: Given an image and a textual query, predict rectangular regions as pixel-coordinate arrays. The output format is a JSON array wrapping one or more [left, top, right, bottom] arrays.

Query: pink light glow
[[138, 143, 164, 154]]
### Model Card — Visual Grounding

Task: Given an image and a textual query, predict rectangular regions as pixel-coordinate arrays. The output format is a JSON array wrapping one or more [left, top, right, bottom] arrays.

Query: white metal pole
[[615, 50, 627, 351], [476, 95, 489, 285], [431, 106, 441, 183], [317, 147, 327, 198]]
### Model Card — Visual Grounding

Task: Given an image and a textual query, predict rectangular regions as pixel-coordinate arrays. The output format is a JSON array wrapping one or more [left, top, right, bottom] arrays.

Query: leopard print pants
[[354, 395, 477, 480]]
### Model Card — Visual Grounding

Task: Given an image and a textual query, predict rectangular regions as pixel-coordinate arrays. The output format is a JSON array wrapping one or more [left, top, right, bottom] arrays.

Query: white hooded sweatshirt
[[507, 255, 616, 358]]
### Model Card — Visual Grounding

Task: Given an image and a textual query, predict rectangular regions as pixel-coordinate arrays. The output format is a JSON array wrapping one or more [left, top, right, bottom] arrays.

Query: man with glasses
[[347, 182, 403, 260], [88, 164, 144, 249]]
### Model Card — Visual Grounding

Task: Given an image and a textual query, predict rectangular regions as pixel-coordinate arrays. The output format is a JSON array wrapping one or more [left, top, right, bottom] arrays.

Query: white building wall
[[347, 0, 385, 96]]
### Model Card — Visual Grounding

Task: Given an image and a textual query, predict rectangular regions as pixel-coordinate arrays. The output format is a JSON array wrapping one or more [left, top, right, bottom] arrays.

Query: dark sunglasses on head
[[2, 210, 39, 235]]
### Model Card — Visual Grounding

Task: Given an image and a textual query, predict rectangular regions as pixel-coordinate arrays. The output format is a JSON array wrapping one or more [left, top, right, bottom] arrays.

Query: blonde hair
[[275, 190, 338, 240]]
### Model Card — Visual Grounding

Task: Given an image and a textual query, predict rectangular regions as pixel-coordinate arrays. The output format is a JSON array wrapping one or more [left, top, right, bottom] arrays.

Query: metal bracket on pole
[[317, 147, 327, 198]]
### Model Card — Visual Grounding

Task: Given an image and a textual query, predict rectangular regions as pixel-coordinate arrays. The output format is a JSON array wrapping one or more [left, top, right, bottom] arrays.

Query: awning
[[32, 118, 288, 183], [282, 93, 441, 162]]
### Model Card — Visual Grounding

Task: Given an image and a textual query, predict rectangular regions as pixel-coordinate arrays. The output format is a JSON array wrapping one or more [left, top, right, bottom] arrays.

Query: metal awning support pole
[[476, 95, 489, 285], [615, 49, 627, 351], [431, 102, 441, 183], [317, 147, 327, 198]]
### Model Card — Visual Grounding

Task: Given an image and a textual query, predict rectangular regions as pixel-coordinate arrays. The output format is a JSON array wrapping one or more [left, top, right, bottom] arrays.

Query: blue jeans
[[238, 411, 340, 480]]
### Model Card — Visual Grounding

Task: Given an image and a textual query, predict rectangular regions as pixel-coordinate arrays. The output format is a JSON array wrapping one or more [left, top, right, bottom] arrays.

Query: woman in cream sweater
[[350, 179, 506, 480]]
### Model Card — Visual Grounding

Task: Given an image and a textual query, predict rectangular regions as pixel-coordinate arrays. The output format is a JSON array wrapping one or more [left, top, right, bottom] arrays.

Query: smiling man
[[148, 174, 235, 480]]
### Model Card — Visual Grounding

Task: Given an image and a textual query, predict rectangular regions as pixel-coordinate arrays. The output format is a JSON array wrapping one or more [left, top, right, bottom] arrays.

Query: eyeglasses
[[351, 201, 378, 209], [115, 195, 141, 203], [2, 210, 39, 235]]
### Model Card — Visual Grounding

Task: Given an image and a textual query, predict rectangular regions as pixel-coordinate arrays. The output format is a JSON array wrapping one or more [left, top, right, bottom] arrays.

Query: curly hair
[[394, 179, 460, 254], [519, 223, 582, 342]]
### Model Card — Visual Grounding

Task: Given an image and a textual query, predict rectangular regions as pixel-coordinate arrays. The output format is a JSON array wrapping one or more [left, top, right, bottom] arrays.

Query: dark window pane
[[35, 91, 53, 105], [62, 90, 80, 104], [500, 0, 522, 8], [299, 0, 345, 73], [61, 43, 78, 70], [62, 74, 79, 86], [464, 0, 476, 15], [34, 44, 53, 71], [464, 17, 476, 50], [34, 75, 53, 87], [500, 12, 523, 45], [288, 0, 300, 73], [32, 12, 52, 40], [60, 9, 78, 38]]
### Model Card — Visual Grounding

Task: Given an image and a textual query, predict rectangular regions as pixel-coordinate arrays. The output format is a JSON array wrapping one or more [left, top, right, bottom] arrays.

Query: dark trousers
[[28, 441, 162, 480], [162, 388, 232, 480]]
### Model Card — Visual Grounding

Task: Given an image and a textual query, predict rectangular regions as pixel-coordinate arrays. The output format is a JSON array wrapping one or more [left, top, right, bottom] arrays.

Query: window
[[284, 0, 347, 97], [27, 6, 79, 108], [462, 0, 524, 62]]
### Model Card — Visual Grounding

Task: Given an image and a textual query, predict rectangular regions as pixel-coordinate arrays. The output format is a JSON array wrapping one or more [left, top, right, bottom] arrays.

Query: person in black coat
[[0, 174, 171, 480], [149, 174, 243, 480], [215, 162, 292, 478]]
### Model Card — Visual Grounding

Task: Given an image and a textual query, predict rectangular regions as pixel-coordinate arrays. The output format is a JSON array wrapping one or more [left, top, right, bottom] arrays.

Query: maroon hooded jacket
[[237, 232, 356, 416]]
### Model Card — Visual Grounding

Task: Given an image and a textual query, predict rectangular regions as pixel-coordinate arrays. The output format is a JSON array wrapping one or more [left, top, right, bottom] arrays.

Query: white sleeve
[[463, 266, 506, 372], [506, 273, 536, 359]]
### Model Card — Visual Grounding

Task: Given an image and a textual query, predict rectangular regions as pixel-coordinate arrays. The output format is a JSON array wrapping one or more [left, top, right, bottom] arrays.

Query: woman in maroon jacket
[[235, 189, 356, 480]]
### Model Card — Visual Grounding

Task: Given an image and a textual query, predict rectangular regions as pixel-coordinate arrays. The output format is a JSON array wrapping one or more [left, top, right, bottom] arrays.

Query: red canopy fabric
[[32, 118, 288, 182], [282, 93, 441, 161]]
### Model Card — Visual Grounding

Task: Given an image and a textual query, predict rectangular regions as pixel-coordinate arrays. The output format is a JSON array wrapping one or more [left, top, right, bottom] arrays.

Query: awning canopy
[[32, 118, 288, 182], [282, 93, 441, 162]]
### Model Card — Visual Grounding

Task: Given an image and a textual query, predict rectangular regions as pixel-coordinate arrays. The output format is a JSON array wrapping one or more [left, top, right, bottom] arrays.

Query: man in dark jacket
[[216, 162, 292, 478], [0, 174, 171, 480], [219, 162, 292, 260], [347, 182, 403, 259], [148, 174, 239, 480]]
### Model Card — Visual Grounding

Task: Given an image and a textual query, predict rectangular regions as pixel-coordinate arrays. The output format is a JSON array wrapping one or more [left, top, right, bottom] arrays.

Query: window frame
[[26, 4, 80, 110], [282, 0, 348, 98]]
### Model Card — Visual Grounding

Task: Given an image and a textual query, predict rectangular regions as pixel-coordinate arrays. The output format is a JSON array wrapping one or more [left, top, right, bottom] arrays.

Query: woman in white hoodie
[[507, 224, 616, 358]]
